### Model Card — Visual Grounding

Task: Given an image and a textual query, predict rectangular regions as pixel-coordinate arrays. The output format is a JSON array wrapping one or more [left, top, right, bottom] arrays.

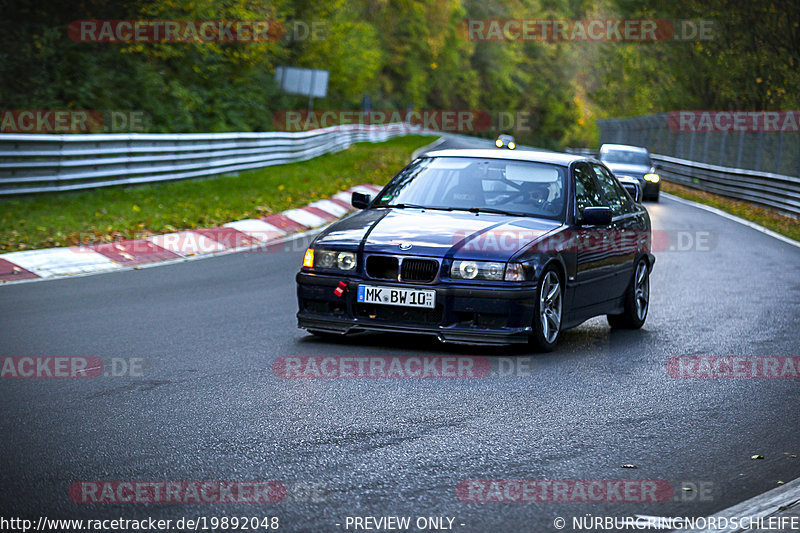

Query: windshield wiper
[[460, 207, 527, 216], [384, 203, 454, 211]]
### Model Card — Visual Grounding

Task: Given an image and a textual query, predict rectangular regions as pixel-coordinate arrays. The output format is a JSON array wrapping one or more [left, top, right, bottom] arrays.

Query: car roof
[[423, 148, 588, 166], [598, 144, 649, 154]]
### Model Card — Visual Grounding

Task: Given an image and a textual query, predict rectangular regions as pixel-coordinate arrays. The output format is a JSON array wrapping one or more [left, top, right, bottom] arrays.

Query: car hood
[[603, 162, 651, 177], [314, 208, 563, 261]]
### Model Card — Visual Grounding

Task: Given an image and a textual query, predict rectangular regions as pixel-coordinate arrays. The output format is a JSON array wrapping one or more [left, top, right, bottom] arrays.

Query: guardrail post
[[655, 114, 666, 154], [754, 130, 763, 171], [736, 130, 745, 168], [774, 130, 783, 174]]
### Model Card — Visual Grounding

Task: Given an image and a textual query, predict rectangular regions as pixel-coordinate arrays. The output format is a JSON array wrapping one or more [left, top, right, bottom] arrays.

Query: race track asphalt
[[1, 138, 799, 532]]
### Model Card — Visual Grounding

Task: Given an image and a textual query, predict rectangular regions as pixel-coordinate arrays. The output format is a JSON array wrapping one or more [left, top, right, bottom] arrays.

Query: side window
[[573, 162, 603, 219], [592, 164, 630, 216]]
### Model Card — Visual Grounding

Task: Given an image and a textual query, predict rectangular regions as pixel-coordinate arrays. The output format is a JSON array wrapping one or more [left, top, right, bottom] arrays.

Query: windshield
[[373, 157, 567, 220], [600, 150, 651, 166]]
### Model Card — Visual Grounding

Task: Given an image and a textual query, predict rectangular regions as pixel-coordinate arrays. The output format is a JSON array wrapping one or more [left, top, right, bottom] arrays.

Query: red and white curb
[[0, 184, 383, 285]]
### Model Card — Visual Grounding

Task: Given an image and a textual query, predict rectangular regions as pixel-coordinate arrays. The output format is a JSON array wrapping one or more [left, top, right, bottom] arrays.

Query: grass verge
[[0, 135, 435, 252], [661, 181, 800, 243]]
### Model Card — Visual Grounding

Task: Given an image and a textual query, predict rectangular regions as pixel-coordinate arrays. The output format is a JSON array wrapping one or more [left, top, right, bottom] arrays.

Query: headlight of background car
[[644, 173, 660, 183], [451, 260, 532, 281], [304, 248, 357, 271]]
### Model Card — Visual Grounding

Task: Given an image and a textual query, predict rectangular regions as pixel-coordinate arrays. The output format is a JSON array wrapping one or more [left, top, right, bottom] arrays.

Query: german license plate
[[357, 285, 436, 309]]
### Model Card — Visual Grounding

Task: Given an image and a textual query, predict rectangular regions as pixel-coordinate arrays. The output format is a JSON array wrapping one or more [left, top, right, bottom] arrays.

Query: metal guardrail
[[652, 154, 800, 216], [0, 124, 431, 195], [565, 146, 800, 217]]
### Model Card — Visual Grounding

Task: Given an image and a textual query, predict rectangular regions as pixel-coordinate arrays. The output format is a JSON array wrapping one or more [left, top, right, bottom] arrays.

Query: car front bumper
[[644, 181, 660, 197], [296, 272, 537, 345]]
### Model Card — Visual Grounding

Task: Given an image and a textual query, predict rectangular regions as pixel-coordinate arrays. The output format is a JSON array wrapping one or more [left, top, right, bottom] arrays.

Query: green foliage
[[1, 0, 797, 145]]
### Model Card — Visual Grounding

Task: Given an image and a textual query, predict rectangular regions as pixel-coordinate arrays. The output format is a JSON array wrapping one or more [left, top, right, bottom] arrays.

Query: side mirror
[[581, 206, 612, 226], [351, 191, 372, 209]]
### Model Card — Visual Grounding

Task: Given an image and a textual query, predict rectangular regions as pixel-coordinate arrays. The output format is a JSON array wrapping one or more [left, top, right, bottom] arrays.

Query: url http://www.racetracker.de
[[0, 516, 281, 532]]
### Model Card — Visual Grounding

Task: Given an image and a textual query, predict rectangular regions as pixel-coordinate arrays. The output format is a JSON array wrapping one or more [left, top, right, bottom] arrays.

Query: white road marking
[[663, 192, 800, 249], [282, 208, 328, 228], [223, 219, 286, 242], [636, 475, 800, 532], [0, 227, 328, 286], [1, 247, 120, 277], [309, 199, 349, 217]]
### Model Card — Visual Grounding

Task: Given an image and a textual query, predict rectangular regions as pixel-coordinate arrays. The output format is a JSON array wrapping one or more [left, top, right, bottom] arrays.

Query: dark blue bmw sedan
[[296, 149, 654, 351]]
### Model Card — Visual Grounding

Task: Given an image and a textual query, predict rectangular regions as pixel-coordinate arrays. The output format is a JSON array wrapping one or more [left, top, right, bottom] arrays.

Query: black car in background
[[297, 149, 654, 351], [598, 144, 661, 201]]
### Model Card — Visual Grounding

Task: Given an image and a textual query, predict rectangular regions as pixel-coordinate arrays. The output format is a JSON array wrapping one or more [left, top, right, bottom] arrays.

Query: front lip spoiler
[[297, 315, 532, 346]]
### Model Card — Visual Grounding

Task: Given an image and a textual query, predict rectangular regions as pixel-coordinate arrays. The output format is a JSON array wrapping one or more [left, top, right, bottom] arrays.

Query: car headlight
[[451, 260, 505, 281], [304, 248, 357, 271], [644, 173, 660, 183], [450, 260, 532, 281]]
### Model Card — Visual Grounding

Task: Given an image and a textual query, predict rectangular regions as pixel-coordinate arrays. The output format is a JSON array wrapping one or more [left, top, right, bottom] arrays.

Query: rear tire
[[529, 267, 563, 352], [608, 258, 650, 329]]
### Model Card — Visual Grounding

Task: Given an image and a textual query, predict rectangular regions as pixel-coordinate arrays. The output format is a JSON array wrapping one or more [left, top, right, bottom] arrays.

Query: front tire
[[608, 258, 650, 329], [529, 267, 563, 352]]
